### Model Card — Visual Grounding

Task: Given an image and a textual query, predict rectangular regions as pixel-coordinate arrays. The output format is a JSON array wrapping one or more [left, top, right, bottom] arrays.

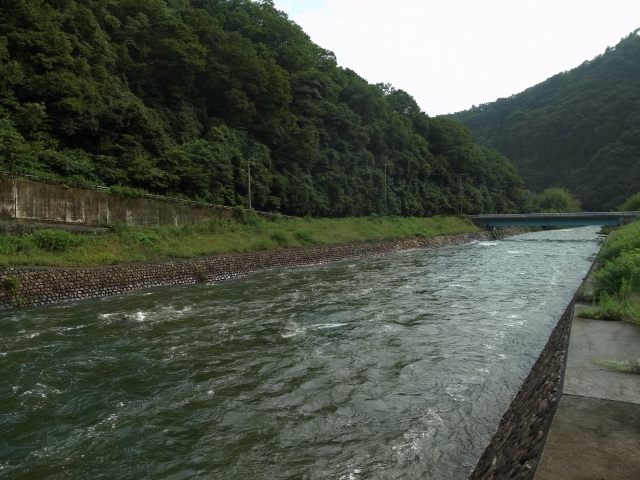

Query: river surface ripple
[[0, 227, 601, 479]]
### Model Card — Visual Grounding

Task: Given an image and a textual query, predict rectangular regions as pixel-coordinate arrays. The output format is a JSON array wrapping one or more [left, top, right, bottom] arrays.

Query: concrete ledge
[[562, 313, 640, 404], [533, 305, 640, 479], [534, 396, 640, 480]]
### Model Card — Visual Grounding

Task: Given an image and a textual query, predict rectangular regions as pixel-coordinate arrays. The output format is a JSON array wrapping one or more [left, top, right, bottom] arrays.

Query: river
[[0, 227, 601, 479]]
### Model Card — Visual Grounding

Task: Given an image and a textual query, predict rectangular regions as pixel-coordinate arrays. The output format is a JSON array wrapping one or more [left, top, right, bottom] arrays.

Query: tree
[[617, 193, 640, 211], [0, 0, 529, 218], [537, 188, 582, 212]]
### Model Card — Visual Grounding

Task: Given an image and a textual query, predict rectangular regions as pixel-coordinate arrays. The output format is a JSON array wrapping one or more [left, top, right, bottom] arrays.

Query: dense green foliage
[[583, 218, 640, 324], [536, 188, 581, 212], [451, 30, 640, 211], [0, 214, 479, 266], [0, 0, 525, 217], [617, 192, 640, 211], [597, 218, 640, 263]]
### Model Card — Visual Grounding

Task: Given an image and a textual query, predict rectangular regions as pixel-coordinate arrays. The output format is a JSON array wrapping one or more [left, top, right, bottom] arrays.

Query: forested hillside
[[451, 30, 640, 211], [0, 0, 525, 217]]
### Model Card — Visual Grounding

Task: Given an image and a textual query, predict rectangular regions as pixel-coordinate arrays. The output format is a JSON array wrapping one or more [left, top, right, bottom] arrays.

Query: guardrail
[[469, 212, 640, 227], [470, 212, 640, 218]]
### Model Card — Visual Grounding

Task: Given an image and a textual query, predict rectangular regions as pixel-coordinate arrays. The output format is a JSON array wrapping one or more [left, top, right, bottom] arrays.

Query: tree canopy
[[0, 0, 527, 217]]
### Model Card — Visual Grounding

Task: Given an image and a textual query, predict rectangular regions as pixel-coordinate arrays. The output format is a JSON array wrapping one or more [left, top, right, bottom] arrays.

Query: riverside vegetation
[[582, 218, 640, 324], [0, 214, 479, 267]]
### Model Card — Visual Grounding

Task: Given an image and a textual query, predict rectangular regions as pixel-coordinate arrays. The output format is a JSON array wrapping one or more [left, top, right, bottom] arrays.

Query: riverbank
[[0, 226, 528, 309], [579, 220, 640, 324], [0, 215, 479, 267]]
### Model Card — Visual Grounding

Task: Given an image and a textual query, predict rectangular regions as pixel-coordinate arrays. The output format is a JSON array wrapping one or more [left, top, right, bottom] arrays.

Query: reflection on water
[[0, 227, 600, 479]]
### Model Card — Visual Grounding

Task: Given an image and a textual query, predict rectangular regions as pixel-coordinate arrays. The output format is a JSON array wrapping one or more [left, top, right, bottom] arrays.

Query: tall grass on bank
[[582, 221, 640, 324], [597, 221, 640, 262], [0, 214, 479, 267]]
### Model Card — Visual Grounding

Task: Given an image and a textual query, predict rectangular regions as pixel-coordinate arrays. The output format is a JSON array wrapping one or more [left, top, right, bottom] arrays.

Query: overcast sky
[[273, 0, 640, 116]]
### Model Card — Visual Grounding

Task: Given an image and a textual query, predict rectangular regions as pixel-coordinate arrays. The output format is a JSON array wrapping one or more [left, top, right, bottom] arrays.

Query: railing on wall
[[0, 171, 294, 219]]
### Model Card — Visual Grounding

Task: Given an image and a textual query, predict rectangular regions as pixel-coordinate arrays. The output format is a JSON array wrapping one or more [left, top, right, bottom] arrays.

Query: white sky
[[274, 0, 640, 116]]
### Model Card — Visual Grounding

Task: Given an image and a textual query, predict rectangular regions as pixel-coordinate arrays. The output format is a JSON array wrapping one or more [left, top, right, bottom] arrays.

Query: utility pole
[[375, 162, 390, 213], [384, 163, 387, 209], [498, 184, 507, 213], [247, 157, 251, 210], [459, 174, 467, 215]]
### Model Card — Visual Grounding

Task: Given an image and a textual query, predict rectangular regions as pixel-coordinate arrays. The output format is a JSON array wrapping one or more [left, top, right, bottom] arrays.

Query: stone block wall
[[468, 295, 577, 479], [0, 229, 527, 309]]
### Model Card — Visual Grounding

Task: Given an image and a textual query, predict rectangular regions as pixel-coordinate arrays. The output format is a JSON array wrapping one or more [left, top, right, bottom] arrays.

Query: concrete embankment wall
[[0, 228, 527, 309], [469, 268, 594, 479], [0, 177, 233, 226]]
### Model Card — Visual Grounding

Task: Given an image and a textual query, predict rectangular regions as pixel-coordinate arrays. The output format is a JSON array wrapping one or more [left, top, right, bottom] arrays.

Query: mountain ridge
[[450, 29, 640, 211]]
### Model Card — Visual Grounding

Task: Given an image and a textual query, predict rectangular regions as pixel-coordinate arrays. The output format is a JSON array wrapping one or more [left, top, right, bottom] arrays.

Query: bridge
[[469, 212, 640, 228]]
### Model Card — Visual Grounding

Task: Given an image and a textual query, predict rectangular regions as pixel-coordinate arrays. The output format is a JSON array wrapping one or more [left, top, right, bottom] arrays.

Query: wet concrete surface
[[534, 396, 640, 480], [564, 308, 640, 404], [534, 303, 640, 480]]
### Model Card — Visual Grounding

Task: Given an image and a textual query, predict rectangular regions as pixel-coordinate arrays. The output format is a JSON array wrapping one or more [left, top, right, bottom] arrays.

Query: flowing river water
[[0, 227, 601, 479]]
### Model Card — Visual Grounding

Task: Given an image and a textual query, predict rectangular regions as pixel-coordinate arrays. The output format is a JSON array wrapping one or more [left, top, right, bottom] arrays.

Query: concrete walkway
[[533, 302, 640, 480]]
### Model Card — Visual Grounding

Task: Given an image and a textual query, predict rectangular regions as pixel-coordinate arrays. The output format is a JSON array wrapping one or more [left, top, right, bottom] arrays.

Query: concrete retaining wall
[[0, 177, 233, 226], [0, 228, 527, 309]]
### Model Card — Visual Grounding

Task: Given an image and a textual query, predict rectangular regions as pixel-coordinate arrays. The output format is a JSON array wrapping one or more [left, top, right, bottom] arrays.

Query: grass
[[580, 292, 640, 324], [581, 220, 640, 325], [0, 214, 480, 267], [597, 221, 640, 262], [592, 357, 640, 374], [574, 284, 595, 302]]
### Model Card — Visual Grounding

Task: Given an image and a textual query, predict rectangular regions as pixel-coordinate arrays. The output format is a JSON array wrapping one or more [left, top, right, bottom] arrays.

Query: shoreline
[[469, 256, 602, 479], [0, 227, 528, 310]]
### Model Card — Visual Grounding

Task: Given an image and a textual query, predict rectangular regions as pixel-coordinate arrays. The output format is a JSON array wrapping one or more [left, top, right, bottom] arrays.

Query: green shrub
[[32, 229, 76, 253], [537, 187, 581, 212], [109, 185, 147, 198], [270, 231, 288, 244], [294, 231, 317, 244], [194, 264, 207, 282], [3, 275, 22, 294], [0, 235, 34, 255], [581, 293, 640, 324], [598, 221, 640, 262], [241, 209, 264, 226], [232, 205, 246, 217], [3, 275, 25, 306], [617, 193, 640, 212], [594, 249, 640, 296], [134, 232, 159, 246]]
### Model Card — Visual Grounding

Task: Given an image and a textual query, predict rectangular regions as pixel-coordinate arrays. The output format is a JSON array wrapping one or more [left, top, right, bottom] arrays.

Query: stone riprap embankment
[[0, 227, 526, 309], [469, 262, 600, 480]]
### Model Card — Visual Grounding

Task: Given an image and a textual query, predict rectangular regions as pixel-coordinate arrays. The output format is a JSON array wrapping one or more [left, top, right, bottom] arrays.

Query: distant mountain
[[450, 30, 640, 211]]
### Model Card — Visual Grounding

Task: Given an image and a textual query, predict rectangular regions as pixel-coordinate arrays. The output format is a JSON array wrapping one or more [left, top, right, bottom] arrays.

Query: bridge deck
[[469, 212, 640, 227]]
